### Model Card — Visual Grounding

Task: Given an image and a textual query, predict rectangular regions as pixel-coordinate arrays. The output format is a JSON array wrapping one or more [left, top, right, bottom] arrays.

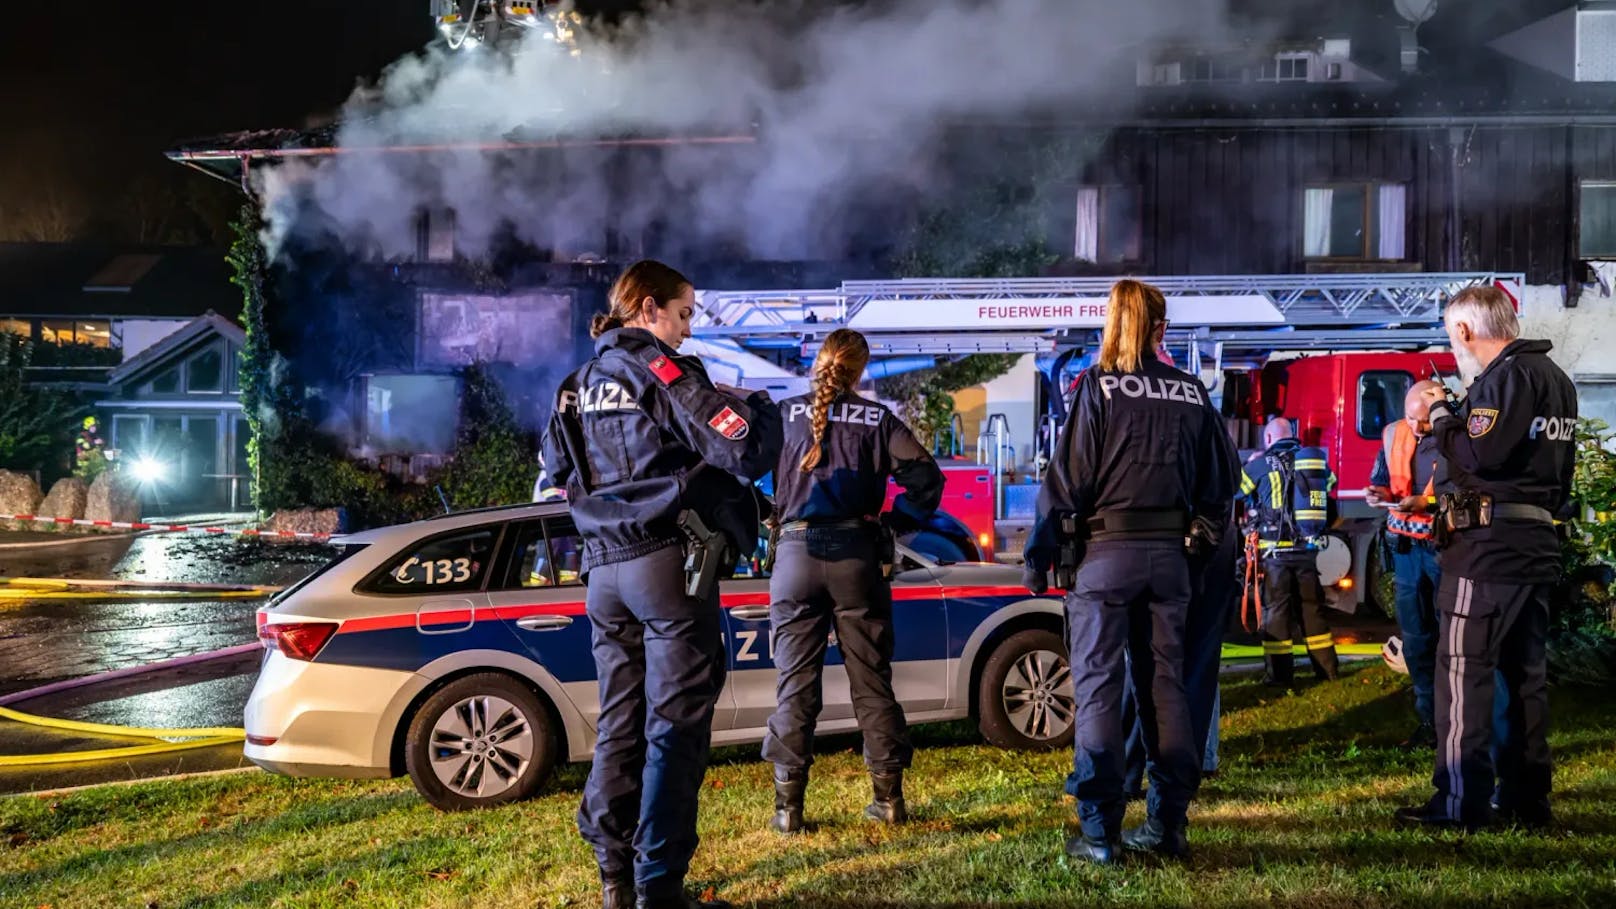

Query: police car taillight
[[258, 622, 339, 661]]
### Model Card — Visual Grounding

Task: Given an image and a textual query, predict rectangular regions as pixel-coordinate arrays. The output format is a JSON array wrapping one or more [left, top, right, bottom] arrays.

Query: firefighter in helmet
[[1238, 417, 1340, 685]]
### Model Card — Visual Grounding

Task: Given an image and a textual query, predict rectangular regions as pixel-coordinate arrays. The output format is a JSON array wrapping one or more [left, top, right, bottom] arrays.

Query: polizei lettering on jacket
[[1096, 374, 1206, 406], [1529, 415, 1577, 441], [557, 381, 639, 414], [785, 401, 883, 425]]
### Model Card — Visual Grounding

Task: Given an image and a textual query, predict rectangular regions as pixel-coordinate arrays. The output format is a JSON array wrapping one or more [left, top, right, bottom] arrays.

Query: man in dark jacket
[[1397, 286, 1576, 832]]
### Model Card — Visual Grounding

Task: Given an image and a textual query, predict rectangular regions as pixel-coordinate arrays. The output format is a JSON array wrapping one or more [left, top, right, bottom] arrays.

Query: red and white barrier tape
[[0, 513, 331, 541]]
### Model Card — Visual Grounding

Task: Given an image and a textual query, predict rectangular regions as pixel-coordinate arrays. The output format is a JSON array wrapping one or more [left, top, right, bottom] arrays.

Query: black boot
[[635, 891, 732, 909], [602, 879, 635, 909], [1122, 817, 1190, 859], [1398, 722, 1437, 752], [1064, 832, 1119, 866], [863, 771, 908, 824], [770, 766, 807, 834]]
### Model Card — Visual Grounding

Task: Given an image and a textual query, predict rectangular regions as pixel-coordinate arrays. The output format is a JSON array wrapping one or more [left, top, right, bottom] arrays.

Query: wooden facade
[[1068, 122, 1616, 288]]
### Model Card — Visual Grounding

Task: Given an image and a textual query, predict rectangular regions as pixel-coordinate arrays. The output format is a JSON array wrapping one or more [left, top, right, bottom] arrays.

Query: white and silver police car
[[248, 502, 1072, 810]]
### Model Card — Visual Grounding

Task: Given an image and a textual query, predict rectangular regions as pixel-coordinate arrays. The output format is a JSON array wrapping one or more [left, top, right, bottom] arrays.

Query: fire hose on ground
[[0, 644, 256, 768]]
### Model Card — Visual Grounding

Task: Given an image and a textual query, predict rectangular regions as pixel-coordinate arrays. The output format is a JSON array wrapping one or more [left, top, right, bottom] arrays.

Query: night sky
[[0, 2, 641, 245], [0, 0, 1575, 246]]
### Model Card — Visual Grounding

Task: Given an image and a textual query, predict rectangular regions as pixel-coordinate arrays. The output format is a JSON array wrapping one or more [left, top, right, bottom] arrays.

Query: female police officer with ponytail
[[542, 260, 781, 909], [1024, 279, 1236, 865], [760, 328, 943, 835]]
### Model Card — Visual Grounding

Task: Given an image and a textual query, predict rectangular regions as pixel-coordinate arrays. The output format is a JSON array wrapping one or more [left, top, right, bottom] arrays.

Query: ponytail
[[1097, 279, 1167, 373], [591, 259, 692, 339], [800, 328, 871, 472]]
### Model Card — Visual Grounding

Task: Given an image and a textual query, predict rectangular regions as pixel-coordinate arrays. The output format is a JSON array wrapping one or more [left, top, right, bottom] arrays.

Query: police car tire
[[404, 673, 557, 812], [976, 629, 1074, 751]]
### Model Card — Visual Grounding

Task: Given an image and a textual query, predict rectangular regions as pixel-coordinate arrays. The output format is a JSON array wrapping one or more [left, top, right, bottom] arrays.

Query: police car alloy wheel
[[976, 629, 1075, 750], [404, 673, 557, 811]]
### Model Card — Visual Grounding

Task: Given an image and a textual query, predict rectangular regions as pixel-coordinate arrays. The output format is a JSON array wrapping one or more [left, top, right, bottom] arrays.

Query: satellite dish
[[1394, 0, 1438, 25]]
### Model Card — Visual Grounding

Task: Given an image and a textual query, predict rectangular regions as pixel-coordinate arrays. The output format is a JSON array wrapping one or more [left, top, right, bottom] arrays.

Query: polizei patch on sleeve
[[646, 355, 684, 385], [1468, 408, 1499, 438], [707, 406, 749, 440]]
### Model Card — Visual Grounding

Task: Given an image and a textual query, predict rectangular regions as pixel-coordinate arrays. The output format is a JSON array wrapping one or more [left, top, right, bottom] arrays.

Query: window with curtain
[[1303, 182, 1406, 260], [1075, 185, 1141, 263]]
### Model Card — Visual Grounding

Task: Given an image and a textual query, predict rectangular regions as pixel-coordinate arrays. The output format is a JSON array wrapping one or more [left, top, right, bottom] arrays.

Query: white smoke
[[261, 0, 1248, 261]]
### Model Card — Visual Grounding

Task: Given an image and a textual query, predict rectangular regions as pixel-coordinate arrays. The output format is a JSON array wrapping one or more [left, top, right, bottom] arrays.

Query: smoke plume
[[261, 0, 1248, 261]]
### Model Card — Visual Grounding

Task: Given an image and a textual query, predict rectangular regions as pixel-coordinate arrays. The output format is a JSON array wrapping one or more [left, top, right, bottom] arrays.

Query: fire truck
[[691, 271, 1524, 615]]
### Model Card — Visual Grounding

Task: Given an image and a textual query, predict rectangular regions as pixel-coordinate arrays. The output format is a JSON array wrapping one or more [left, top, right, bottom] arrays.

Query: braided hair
[[800, 328, 871, 472]]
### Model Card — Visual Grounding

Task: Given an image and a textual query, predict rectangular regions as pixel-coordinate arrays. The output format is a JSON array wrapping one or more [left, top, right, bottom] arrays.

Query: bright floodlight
[[130, 457, 166, 485]]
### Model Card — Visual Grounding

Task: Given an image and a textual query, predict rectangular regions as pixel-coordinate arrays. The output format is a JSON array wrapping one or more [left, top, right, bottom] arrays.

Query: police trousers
[[1064, 540, 1197, 839], [762, 528, 911, 775], [1260, 552, 1339, 682], [1431, 574, 1552, 825], [1391, 540, 1442, 725], [577, 544, 727, 898], [1124, 527, 1239, 791]]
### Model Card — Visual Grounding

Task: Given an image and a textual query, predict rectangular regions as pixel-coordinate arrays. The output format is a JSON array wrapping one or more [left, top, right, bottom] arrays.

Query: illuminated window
[[77, 321, 112, 348], [0, 318, 30, 339]]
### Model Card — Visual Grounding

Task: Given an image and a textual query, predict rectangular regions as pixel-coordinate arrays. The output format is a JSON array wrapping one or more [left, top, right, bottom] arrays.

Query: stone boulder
[[267, 508, 348, 537], [39, 477, 89, 521], [85, 472, 142, 525], [0, 469, 43, 530]]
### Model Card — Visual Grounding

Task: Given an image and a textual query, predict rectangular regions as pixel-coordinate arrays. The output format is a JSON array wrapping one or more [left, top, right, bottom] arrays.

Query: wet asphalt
[[0, 531, 336, 795]]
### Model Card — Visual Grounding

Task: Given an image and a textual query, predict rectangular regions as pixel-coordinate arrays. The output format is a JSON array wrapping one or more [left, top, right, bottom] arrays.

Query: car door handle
[[516, 615, 573, 632], [729, 606, 771, 622]]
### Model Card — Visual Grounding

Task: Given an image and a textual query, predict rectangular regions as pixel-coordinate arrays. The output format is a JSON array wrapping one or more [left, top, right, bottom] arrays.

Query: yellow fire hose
[[0, 578, 276, 602], [0, 704, 245, 767], [1221, 642, 1384, 661]]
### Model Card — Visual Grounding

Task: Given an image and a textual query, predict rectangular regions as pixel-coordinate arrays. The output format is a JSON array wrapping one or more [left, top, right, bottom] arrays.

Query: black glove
[[1022, 562, 1049, 596]]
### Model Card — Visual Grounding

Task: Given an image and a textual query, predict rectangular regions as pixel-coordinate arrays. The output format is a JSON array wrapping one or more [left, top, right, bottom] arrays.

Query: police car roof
[[331, 501, 567, 547]]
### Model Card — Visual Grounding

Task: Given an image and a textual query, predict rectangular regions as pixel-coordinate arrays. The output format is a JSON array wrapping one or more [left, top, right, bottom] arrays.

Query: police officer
[[762, 328, 944, 834], [1396, 286, 1575, 831], [1367, 380, 1451, 749], [1024, 279, 1236, 864], [1123, 461, 1241, 797], [1239, 417, 1341, 685], [542, 260, 782, 909]]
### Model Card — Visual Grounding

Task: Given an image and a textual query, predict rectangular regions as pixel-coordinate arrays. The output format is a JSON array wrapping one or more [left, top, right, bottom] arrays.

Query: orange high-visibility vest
[[1386, 421, 1436, 539]]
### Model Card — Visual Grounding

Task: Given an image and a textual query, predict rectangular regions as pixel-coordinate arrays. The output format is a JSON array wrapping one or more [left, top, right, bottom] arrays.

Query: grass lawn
[[4, 663, 1615, 908]]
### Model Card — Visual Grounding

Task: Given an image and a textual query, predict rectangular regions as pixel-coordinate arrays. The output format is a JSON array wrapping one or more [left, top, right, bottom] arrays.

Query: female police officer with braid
[[760, 328, 943, 835], [1023, 279, 1236, 865], [542, 260, 781, 909]]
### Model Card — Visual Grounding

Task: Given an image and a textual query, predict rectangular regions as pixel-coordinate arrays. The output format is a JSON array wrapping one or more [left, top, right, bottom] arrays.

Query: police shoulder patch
[[1468, 408, 1499, 438], [708, 406, 749, 440], [646, 355, 684, 386]]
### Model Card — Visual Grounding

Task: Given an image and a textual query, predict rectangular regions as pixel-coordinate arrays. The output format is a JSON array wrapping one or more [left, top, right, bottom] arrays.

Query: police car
[[247, 502, 1072, 810]]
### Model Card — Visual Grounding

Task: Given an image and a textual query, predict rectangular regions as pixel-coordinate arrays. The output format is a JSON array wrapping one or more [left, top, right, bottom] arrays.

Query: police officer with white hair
[[1396, 285, 1576, 832], [1024, 279, 1236, 864]]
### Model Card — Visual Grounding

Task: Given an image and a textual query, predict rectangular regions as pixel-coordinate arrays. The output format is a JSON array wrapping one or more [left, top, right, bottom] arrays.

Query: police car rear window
[[268, 543, 368, 608], [363, 528, 500, 595]]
